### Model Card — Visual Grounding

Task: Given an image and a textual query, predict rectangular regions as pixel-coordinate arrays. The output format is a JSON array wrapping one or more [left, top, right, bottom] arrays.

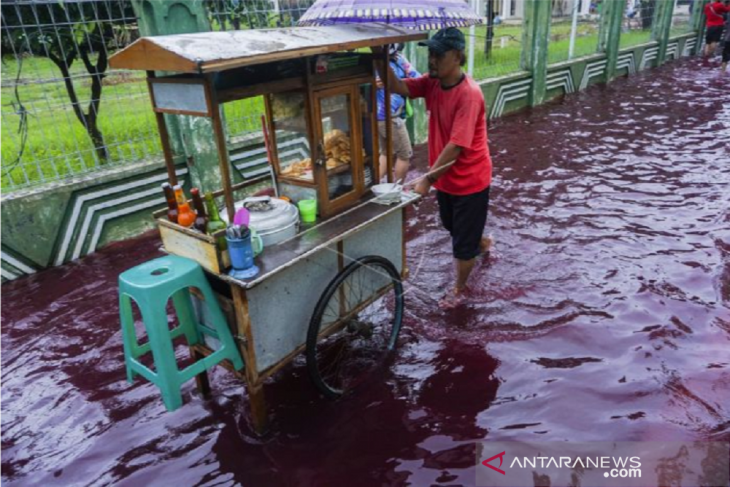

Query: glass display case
[[269, 92, 313, 183], [266, 69, 378, 218]]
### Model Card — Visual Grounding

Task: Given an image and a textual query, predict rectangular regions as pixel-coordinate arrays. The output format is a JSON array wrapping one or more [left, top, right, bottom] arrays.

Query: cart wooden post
[[382, 46, 394, 183], [146, 71, 178, 186], [230, 286, 269, 435]]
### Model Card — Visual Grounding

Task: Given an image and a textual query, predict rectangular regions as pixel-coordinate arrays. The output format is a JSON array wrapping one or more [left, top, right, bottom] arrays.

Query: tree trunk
[[641, 0, 657, 29], [49, 50, 109, 163], [485, 0, 495, 58], [80, 47, 110, 162], [88, 125, 107, 162], [49, 53, 88, 131]]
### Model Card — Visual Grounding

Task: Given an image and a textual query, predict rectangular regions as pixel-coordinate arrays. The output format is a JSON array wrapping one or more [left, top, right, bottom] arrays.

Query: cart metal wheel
[[306, 255, 404, 399]]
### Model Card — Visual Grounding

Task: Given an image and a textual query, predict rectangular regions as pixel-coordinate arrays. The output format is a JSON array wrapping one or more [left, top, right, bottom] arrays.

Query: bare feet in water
[[438, 286, 470, 310], [438, 237, 493, 309]]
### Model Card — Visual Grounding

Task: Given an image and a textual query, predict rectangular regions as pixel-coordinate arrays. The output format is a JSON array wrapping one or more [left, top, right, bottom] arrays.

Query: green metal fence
[[0, 0, 314, 191], [0, 0, 703, 193]]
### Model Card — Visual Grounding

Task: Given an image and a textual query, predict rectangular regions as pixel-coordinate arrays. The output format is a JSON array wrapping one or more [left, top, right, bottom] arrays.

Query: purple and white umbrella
[[297, 0, 482, 30]]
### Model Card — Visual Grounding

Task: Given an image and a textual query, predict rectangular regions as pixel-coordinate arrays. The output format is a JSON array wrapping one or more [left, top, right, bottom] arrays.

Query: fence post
[[690, 0, 705, 53], [568, 0, 579, 60], [521, 0, 551, 107], [652, 0, 675, 65], [598, 0, 626, 82], [691, 0, 705, 29], [131, 0, 232, 193], [468, 0, 477, 76]]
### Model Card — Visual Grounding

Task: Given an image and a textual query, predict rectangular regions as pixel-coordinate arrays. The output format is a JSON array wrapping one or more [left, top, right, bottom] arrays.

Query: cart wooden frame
[[110, 24, 427, 435]]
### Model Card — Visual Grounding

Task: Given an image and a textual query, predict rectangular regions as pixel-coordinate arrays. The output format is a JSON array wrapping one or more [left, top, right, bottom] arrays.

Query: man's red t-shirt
[[404, 74, 492, 196], [705, 1, 729, 27]]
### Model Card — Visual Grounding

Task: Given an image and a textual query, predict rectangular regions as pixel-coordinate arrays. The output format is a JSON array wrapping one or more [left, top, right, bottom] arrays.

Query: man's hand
[[413, 178, 431, 197]]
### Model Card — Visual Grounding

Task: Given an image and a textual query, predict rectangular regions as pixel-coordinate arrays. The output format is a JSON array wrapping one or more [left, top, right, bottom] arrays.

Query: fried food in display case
[[265, 80, 378, 218]]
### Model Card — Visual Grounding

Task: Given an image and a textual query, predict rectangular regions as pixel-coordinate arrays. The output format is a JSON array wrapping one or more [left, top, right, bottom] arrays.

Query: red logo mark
[[482, 451, 507, 475]]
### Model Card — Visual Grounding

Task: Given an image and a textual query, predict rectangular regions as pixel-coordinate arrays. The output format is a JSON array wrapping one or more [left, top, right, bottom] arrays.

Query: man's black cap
[[418, 27, 466, 54]]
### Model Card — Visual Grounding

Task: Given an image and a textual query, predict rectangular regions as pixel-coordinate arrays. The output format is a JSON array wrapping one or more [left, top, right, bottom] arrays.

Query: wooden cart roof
[[109, 23, 427, 74]]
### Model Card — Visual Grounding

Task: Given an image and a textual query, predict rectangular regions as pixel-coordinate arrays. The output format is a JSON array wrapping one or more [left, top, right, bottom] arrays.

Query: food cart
[[109, 23, 427, 434]]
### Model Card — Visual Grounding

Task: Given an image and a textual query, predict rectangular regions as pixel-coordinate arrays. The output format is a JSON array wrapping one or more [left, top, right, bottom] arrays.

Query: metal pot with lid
[[221, 196, 299, 246]]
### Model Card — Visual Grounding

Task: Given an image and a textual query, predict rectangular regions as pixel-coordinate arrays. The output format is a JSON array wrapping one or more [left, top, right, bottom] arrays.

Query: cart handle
[[402, 159, 457, 188]]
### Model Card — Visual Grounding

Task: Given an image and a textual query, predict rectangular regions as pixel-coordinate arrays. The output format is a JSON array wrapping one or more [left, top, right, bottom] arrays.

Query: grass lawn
[[547, 19, 601, 65], [619, 28, 654, 48], [463, 24, 525, 78], [464, 20, 605, 77], [1, 55, 265, 189]]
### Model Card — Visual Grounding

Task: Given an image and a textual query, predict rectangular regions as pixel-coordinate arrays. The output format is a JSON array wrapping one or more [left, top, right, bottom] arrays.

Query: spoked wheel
[[306, 255, 404, 399]]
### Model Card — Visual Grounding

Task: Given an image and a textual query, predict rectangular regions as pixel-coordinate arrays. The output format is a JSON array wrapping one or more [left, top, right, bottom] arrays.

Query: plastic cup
[[297, 199, 317, 223], [226, 234, 254, 270]]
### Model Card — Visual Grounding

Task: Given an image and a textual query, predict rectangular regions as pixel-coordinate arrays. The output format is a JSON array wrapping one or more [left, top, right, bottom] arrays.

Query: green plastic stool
[[118, 255, 244, 411]]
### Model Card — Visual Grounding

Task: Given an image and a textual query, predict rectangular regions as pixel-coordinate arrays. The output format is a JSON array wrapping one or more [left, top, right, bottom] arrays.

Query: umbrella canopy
[[298, 0, 482, 30]]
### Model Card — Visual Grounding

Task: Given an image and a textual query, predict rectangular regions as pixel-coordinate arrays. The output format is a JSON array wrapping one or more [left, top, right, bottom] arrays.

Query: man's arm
[[372, 47, 410, 97], [428, 143, 462, 181], [413, 143, 462, 196]]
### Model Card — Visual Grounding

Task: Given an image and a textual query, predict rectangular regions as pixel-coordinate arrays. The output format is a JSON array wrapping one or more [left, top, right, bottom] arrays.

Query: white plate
[[371, 183, 403, 204]]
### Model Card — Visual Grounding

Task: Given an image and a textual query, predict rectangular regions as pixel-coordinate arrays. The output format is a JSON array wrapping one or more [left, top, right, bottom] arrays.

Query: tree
[[205, 0, 316, 31], [484, 0, 496, 58], [640, 0, 658, 30], [206, 0, 274, 31], [1, 0, 137, 163]]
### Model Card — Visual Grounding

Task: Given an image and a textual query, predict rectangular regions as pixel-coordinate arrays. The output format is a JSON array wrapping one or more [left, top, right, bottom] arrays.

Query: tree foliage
[[1, 1, 137, 163], [205, 0, 316, 31]]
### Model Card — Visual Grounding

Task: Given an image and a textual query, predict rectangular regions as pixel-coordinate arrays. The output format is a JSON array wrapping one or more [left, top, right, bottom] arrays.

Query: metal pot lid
[[220, 197, 299, 232], [247, 197, 299, 233]]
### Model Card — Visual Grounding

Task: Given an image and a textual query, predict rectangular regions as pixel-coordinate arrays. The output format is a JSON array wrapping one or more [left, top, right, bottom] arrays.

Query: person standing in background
[[721, 1, 730, 71], [376, 44, 420, 183], [704, 0, 730, 57]]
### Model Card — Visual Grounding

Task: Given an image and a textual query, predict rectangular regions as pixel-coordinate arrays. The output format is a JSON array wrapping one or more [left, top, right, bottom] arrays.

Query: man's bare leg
[[394, 158, 410, 183], [479, 235, 493, 253], [438, 257, 477, 309], [379, 154, 387, 181], [455, 257, 477, 291]]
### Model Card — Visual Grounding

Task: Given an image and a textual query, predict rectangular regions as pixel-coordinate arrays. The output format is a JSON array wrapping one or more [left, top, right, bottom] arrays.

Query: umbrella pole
[[383, 46, 393, 183]]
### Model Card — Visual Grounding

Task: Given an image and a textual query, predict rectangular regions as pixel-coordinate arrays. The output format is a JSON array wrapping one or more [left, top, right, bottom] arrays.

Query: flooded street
[[2, 57, 729, 486]]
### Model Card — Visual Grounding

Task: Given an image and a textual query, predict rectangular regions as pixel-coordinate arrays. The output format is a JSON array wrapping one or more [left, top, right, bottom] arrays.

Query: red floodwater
[[2, 58, 729, 486]]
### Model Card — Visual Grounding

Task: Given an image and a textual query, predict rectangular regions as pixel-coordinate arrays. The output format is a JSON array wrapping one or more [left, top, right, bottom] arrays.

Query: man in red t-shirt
[[704, 1, 730, 57], [374, 27, 493, 308]]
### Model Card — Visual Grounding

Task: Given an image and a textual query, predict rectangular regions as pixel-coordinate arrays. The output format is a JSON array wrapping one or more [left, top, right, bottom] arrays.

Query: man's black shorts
[[437, 186, 490, 261], [706, 25, 724, 44], [723, 40, 730, 63]]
